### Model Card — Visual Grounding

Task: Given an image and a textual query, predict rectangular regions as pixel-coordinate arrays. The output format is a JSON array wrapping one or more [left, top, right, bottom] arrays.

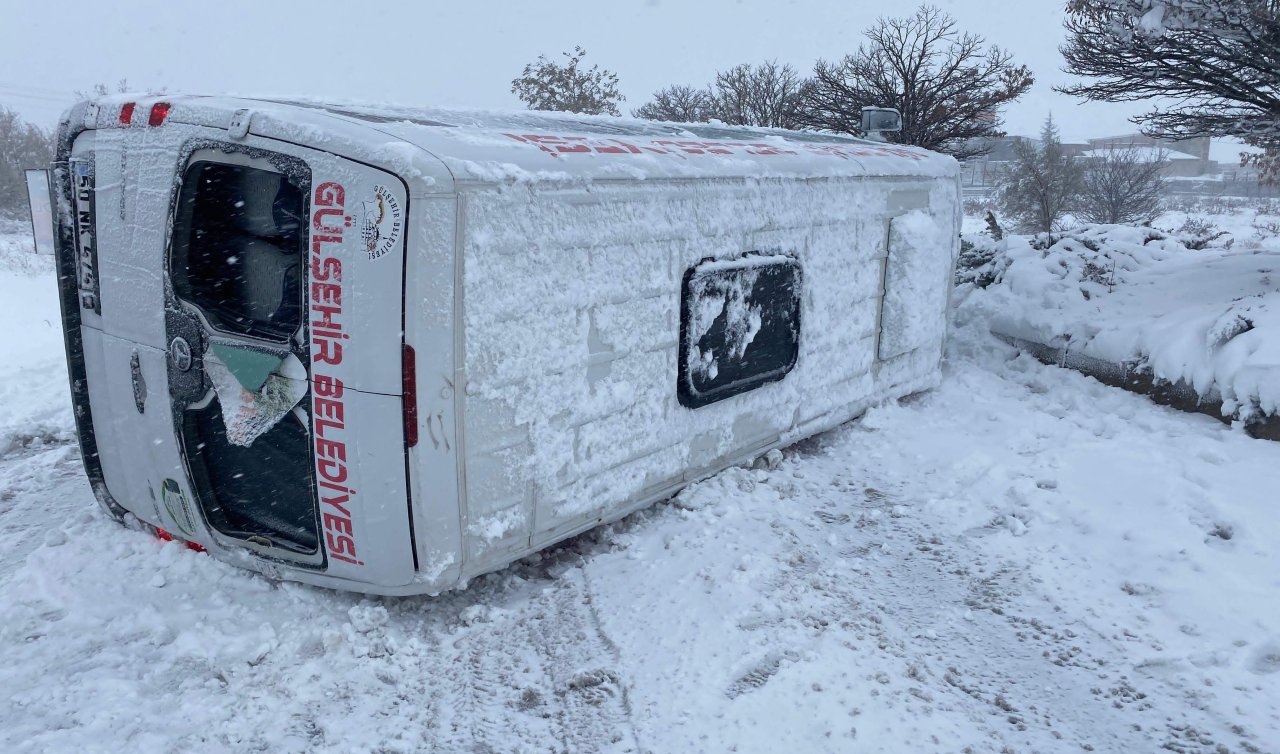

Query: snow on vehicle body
[[47, 96, 960, 595]]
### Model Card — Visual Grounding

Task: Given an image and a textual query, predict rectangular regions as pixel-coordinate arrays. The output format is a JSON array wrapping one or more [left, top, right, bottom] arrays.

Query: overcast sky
[[1, 0, 1150, 142]]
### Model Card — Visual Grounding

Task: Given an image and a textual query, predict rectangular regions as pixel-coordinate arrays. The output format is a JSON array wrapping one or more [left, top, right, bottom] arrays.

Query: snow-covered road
[[1, 232, 1277, 753]]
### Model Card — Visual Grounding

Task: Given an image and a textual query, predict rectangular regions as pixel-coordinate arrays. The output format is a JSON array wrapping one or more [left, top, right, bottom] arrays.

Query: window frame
[[168, 144, 312, 343], [677, 253, 803, 409]]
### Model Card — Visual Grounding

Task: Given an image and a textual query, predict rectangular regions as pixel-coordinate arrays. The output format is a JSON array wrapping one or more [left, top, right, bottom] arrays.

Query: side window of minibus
[[678, 255, 802, 408]]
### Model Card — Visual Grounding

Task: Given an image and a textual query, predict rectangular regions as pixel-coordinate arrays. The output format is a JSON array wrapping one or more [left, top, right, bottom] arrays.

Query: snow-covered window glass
[[678, 254, 802, 408], [171, 159, 307, 341]]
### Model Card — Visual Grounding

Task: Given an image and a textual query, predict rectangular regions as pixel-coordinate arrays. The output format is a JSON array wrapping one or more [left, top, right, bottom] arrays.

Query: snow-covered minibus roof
[[76, 95, 958, 185]]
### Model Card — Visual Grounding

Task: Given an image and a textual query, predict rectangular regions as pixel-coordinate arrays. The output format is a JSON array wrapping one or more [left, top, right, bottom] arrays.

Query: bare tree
[[511, 46, 623, 116], [1077, 145, 1167, 225], [708, 61, 805, 129], [997, 115, 1085, 234], [1059, 1, 1280, 176], [633, 85, 716, 123], [632, 61, 804, 128], [797, 5, 1034, 159], [0, 107, 55, 218]]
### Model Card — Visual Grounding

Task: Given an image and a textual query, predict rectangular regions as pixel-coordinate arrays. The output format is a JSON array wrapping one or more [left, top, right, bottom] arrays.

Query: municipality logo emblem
[[359, 185, 403, 260]]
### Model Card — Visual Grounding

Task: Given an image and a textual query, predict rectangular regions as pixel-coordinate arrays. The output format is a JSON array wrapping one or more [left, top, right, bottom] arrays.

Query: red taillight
[[403, 344, 419, 448], [155, 526, 173, 542], [148, 102, 171, 127], [118, 102, 136, 125], [185, 540, 206, 553]]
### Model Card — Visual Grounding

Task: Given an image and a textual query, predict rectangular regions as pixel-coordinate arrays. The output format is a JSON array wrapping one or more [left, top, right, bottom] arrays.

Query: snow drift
[[957, 224, 1280, 426]]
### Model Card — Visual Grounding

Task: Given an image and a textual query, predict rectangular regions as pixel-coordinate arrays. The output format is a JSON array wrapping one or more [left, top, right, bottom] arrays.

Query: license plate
[[71, 159, 100, 312]]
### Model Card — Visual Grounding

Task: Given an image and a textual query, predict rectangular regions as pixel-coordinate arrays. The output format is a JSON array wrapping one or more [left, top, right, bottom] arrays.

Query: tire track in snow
[[538, 568, 640, 754], [711, 452, 1269, 753], [408, 563, 641, 753], [864, 479, 1261, 751]]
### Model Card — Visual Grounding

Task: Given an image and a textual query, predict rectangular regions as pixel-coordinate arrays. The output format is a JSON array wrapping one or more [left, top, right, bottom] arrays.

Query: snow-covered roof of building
[[1079, 146, 1199, 162], [79, 95, 959, 184]]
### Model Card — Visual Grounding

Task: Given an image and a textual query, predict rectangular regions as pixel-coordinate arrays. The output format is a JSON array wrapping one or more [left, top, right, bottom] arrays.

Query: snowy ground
[[2, 225, 1278, 753]]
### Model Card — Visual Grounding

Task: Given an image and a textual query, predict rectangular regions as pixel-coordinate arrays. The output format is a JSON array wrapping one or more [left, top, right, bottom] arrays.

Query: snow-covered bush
[[0, 216, 45, 275], [1170, 216, 1233, 250], [955, 234, 1007, 288], [1251, 218, 1280, 243], [958, 224, 1181, 299]]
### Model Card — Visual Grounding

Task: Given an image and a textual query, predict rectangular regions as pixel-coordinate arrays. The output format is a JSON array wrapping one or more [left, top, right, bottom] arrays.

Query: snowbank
[[0, 226, 73, 456], [957, 224, 1280, 425]]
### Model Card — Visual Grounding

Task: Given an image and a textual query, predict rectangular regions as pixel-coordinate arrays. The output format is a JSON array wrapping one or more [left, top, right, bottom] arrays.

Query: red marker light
[[118, 102, 136, 125], [153, 525, 206, 553], [403, 344, 419, 448], [148, 102, 171, 127]]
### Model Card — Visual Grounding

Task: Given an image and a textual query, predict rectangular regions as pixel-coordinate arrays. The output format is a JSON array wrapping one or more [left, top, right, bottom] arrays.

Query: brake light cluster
[[115, 101, 171, 127]]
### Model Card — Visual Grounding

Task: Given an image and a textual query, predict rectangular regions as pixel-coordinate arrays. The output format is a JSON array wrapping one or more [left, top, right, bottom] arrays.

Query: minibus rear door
[[62, 115, 415, 588], [162, 138, 415, 586]]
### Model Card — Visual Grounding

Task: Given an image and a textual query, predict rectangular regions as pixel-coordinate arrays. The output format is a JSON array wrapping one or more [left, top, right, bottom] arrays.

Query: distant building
[[1085, 134, 1212, 178], [1079, 145, 1204, 177], [958, 132, 1226, 197]]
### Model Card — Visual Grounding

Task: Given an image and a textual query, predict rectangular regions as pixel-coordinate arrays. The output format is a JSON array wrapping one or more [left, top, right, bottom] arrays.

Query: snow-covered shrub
[[962, 196, 996, 218], [1171, 216, 1233, 250], [955, 234, 1007, 288], [0, 217, 47, 276], [962, 224, 1182, 302], [1251, 219, 1280, 243]]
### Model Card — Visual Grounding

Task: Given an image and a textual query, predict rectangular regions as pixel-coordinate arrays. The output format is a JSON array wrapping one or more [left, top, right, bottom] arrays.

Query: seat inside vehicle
[[171, 161, 304, 340]]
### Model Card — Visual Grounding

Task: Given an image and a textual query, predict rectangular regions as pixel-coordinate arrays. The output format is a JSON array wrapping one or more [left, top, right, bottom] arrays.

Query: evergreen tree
[[997, 115, 1084, 234]]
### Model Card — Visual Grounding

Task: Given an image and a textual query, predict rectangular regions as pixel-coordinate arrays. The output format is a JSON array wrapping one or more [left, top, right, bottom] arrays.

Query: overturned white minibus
[[44, 96, 959, 594]]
